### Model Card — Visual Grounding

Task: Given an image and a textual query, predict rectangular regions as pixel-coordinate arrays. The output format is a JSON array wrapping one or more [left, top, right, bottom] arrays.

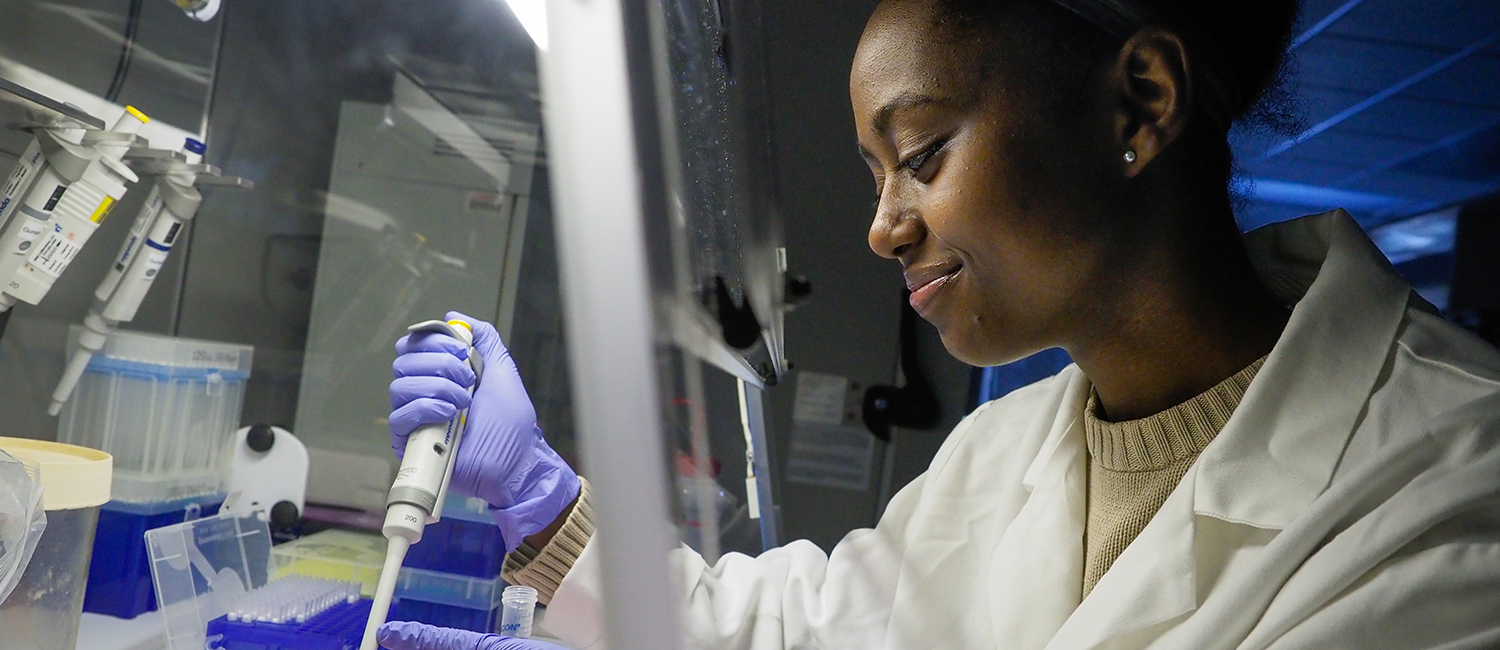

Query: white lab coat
[[545, 210, 1500, 650]]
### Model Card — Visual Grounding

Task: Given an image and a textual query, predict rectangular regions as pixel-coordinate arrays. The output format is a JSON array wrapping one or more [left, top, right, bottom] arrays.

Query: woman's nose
[[868, 191, 924, 259]]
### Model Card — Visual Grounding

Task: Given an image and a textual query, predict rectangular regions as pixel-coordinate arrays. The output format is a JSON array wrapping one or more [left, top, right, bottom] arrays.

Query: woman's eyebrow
[[873, 92, 940, 135]]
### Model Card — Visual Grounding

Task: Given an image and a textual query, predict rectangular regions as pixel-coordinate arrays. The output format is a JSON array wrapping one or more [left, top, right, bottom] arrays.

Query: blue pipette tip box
[[206, 598, 372, 650], [83, 494, 226, 619], [402, 502, 506, 578]]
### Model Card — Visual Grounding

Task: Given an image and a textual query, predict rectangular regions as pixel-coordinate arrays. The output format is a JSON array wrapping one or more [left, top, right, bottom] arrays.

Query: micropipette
[[48, 138, 208, 416], [359, 318, 482, 650], [0, 107, 148, 312], [0, 135, 54, 231], [0, 128, 96, 292]]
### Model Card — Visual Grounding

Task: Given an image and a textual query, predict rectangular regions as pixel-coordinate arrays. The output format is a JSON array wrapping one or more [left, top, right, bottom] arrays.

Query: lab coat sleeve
[[543, 401, 1007, 650], [544, 474, 930, 650]]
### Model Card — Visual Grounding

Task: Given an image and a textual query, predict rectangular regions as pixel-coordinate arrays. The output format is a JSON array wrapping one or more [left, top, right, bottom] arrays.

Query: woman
[[377, 0, 1500, 648]]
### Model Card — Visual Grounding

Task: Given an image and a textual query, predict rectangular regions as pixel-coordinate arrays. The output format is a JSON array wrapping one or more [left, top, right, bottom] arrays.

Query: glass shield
[[535, 0, 787, 646], [639, 0, 785, 560], [648, 0, 786, 388], [294, 64, 568, 511]]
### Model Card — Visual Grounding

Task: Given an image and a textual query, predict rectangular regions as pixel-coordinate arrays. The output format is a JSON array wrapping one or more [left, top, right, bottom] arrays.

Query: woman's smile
[[905, 263, 962, 315]]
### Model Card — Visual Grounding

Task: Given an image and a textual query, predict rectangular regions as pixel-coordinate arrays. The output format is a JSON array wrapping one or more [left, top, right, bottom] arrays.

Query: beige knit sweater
[[505, 357, 1266, 604], [1081, 356, 1265, 596], [502, 477, 595, 605]]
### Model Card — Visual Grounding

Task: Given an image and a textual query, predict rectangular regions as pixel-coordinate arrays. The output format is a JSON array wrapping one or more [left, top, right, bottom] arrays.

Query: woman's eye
[[901, 140, 947, 178]]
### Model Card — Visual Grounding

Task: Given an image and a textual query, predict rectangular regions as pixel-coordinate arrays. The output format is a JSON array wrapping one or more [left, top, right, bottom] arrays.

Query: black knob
[[785, 274, 813, 304], [270, 498, 298, 528], [246, 425, 275, 453], [270, 500, 300, 529], [712, 275, 762, 350]]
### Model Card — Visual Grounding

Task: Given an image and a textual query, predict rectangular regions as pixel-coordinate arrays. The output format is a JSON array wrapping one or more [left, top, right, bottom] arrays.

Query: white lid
[[76, 326, 254, 375], [0, 438, 111, 510]]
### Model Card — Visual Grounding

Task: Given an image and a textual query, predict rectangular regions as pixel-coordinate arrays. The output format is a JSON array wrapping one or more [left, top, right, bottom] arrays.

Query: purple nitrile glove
[[389, 311, 580, 553], [377, 621, 567, 650]]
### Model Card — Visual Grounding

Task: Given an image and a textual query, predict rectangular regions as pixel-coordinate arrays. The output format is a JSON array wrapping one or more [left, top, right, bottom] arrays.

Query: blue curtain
[[968, 347, 1073, 411]]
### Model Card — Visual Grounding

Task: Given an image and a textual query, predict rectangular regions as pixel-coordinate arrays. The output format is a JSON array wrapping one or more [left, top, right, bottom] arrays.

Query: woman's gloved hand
[[389, 311, 579, 553], [377, 621, 567, 650]]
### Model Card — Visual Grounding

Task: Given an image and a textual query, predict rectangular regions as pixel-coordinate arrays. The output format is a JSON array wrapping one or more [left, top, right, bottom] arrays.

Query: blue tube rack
[[206, 599, 371, 650]]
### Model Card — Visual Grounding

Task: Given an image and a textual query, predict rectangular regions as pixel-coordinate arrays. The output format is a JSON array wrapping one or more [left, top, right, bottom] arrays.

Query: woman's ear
[[1109, 27, 1193, 177]]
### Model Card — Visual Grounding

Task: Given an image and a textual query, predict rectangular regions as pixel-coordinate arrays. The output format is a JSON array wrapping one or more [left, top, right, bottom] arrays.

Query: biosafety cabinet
[[0, 1, 788, 648]]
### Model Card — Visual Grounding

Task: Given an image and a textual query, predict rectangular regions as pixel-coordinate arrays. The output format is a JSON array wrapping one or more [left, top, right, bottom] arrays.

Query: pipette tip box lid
[[146, 507, 274, 650], [57, 327, 252, 503]]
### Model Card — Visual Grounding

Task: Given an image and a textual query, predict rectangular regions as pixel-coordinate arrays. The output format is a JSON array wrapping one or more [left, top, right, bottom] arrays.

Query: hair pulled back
[[935, 0, 1301, 133], [933, 0, 1303, 202]]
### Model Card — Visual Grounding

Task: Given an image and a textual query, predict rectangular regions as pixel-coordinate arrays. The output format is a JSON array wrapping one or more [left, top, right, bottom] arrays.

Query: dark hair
[[933, 0, 1303, 199], [935, 0, 1301, 132]]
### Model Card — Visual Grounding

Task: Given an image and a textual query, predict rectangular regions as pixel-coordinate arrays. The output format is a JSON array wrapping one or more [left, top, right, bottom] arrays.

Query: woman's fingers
[[388, 397, 460, 454], [393, 352, 476, 387], [377, 620, 500, 650], [390, 376, 472, 412], [395, 330, 470, 358]]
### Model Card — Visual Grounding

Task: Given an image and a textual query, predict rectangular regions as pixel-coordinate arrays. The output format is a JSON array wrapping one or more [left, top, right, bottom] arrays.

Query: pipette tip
[[359, 535, 411, 650]]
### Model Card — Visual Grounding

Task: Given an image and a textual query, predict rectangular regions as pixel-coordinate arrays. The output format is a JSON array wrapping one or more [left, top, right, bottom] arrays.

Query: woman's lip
[[908, 268, 959, 314]]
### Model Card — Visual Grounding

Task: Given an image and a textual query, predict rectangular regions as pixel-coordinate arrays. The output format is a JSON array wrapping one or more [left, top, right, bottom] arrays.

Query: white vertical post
[[539, 2, 682, 649], [738, 378, 779, 549]]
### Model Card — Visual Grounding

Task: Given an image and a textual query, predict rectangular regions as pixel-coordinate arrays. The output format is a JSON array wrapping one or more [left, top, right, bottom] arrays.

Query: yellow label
[[90, 197, 117, 223], [124, 106, 150, 123]]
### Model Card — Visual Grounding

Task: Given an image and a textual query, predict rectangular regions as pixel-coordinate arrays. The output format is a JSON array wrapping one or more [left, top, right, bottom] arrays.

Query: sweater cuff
[[501, 476, 595, 604]]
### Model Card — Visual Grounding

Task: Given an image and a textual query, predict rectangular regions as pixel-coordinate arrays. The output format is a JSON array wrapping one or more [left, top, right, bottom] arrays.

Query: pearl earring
[[1123, 150, 1137, 163]]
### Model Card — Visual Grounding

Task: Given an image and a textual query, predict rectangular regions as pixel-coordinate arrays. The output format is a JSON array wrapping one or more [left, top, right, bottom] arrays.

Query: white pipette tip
[[50, 348, 97, 417], [360, 535, 411, 650]]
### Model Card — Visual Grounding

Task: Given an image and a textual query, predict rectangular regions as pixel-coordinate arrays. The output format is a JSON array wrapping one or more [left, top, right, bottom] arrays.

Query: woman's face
[[851, 0, 1126, 366]]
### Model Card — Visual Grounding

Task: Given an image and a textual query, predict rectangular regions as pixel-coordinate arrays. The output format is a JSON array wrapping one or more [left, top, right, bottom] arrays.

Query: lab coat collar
[[1013, 210, 1414, 649], [1020, 209, 1412, 522], [1192, 209, 1413, 529], [995, 369, 1093, 649]]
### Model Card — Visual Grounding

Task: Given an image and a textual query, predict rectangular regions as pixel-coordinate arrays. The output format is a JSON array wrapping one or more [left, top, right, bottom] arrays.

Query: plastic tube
[[499, 585, 539, 638]]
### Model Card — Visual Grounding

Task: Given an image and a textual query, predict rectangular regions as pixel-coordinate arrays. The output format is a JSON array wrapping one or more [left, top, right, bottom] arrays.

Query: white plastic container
[[0, 438, 112, 650], [56, 328, 252, 503]]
